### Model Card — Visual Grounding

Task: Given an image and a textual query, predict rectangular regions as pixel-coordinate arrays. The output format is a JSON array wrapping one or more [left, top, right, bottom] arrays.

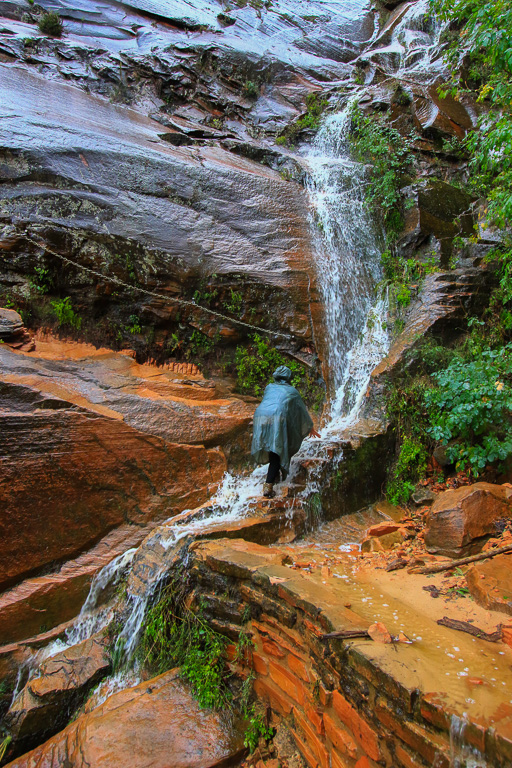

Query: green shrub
[[349, 107, 415, 240], [224, 289, 243, 315], [30, 265, 53, 294], [386, 436, 428, 505], [243, 80, 258, 99], [138, 583, 230, 709], [426, 345, 512, 474], [127, 314, 142, 334], [38, 11, 63, 36], [51, 297, 82, 329], [277, 93, 329, 145], [235, 333, 324, 409], [244, 707, 273, 752]]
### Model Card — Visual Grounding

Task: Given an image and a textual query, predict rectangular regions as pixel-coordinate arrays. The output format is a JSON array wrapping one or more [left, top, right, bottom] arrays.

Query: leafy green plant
[[0, 736, 12, 762], [187, 329, 215, 358], [51, 297, 82, 329], [30, 265, 53, 294], [277, 93, 329, 145], [38, 11, 63, 36], [138, 583, 231, 709], [235, 333, 324, 409], [244, 707, 273, 752], [127, 314, 142, 334], [225, 289, 243, 315], [431, 0, 512, 227], [386, 436, 428, 505], [349, 107, 415, 240], [243, 80, 258, 99], [425, 345, 512, 474]]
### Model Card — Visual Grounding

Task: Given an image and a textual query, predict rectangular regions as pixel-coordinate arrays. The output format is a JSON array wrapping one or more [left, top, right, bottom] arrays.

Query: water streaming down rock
[[305, 103, 389, 421]]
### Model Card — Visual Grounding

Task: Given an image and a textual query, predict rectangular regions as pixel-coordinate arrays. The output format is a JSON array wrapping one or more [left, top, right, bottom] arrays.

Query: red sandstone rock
[[466, 555, 512, 616], [368, 622, 392, 644], [367, 522, 402, 537], [502, 625, 512, 650], [6, 633, 110, 751], [5, 670, 245, 768], [424, 483, 512, 558]]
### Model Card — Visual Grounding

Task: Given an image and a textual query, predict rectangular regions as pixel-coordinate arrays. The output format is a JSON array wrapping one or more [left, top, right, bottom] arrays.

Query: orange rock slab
[[5, 670, 245, 768]]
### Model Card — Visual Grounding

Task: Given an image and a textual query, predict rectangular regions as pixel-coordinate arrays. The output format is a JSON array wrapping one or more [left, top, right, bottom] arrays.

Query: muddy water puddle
[[287, 540, 512, 724]]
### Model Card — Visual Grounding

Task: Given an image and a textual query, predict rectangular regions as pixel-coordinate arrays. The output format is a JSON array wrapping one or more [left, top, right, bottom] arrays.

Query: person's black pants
[[266, 451, 281, 484]]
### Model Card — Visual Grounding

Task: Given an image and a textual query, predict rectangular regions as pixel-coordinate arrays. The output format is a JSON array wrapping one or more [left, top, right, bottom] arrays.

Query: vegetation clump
[[38, 11, 63, 36], [138, 577, 231, 709], [276, 93, 329, 146], [235, 333, 324, 410], [51, 296, 82, 329], [349, 106, 415, 240]]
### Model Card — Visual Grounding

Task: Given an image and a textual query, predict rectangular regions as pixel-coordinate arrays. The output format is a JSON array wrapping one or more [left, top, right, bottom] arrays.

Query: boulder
[[466, 553, 512, 616], [4, 670, 246, 768], [6, 633, 111, 753], [424, 483, 512, 557]]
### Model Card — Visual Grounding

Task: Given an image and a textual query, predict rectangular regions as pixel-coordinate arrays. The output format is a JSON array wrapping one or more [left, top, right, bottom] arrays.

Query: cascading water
[[305, 103, 389, 426]]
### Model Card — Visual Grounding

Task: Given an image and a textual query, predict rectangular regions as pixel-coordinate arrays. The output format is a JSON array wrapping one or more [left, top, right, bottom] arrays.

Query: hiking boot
[[263, 482, 276, 498]]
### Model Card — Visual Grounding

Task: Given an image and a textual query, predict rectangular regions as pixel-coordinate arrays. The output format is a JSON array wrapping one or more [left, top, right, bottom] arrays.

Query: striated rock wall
[[186, 538, 512, 768]]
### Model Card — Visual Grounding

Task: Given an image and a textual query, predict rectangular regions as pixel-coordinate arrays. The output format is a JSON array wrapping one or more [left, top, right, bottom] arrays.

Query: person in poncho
[[251, 365, 320, 498]]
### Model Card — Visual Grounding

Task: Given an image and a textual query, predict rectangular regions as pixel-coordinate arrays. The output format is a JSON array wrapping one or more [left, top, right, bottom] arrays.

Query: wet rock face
[[4, 669, 246, 768], [466, 554, 512, 616], [6, 633, 111, 756], [0, 343, 238, 591], [424, 483, 512, 558]]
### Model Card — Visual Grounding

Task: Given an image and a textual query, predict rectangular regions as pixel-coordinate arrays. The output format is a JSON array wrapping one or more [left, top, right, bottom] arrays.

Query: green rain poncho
[[251, 366, 313, 477]]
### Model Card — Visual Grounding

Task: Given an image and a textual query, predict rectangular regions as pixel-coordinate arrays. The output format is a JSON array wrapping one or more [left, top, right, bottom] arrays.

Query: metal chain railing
[[22, 234, 294, 340]]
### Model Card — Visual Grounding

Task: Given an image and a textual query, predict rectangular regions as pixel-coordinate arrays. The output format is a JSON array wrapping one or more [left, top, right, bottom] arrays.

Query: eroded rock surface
[[424, 482, 512, 557], [466, 554, 512, 616], [0, 340, 256, 591], [6, 634, 110, 753], [5, 669, 246, 768]]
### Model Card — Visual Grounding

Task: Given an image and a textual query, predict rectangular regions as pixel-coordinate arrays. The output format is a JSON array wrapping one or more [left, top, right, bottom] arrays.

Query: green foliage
[[38, 11, 63, 36], [30, 265, 53, 294], [275, 136, 287, 146], [277, 93, 329, 145], [235, 333, 324, 409], [187, 329, 215, 358], [430, 0, 512, 231], [126, 314, 142, 334], [385, 377, 433, 504], [51, 296, 82, 329], [386, 436, 428, 505], [349, 107, 415, 240], [0, 736, 12, 762], [224, 289, 243, 315], [381, 249, 439, 329], [243, 80, 258, 99], [138, 583, 231, 709], [244, 707, 273, 752], [425, 345, 512, 474]]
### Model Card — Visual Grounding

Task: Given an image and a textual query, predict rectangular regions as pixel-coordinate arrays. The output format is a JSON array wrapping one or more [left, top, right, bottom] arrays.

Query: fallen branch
[[321, 629, 370, 640], [408, 543, 512, 575], [437, 617, 502, 642]]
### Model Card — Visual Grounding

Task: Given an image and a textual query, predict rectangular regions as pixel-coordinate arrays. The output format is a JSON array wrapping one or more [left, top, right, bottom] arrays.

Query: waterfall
[[305, 104, 389, 426]]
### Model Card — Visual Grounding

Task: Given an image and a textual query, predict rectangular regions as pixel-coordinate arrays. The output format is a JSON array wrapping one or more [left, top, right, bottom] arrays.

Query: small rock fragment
[[368, 622, 392, 644], [397, 631, 412, 644]]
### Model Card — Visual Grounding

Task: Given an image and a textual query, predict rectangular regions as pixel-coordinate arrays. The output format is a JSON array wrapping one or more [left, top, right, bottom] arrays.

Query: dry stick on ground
[[437, 617, 502, 642], [321, 629, 370, 640], [408, 542, 512, 575]]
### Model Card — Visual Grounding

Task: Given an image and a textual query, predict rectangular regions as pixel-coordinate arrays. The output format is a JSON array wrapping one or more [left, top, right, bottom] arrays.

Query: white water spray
[[305, 103, 389, 426]]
